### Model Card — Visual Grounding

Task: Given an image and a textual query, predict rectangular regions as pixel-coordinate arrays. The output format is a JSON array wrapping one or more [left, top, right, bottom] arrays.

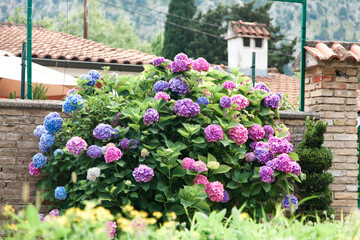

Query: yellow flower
[[166, 212, 177, 220], [145, 217, 157, 225], [56, 216, 70, 227], [240, 212, 249, 220], [163, 221, 176, 228], [3, 204, 15, 213], [129, 210, 140, 218], [122, 205, 134, 213], [117, 217, 131, 232], [152, 211, 163, 219], [7, 223, 17, 231], [139, 211, 148, 218], [93, 207, 113, 221], [65, 207, 81, 216]]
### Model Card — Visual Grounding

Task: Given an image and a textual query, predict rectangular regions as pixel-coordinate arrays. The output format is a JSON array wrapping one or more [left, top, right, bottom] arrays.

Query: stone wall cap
[[278, 111, 319, 120], [0, 99, 63, 109]]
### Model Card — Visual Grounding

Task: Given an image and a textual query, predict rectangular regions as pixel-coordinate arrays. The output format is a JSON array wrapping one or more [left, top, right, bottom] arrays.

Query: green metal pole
[[251, 52, 256, 87], [26, 0, 32, 100], [21, 42, 26, 99]]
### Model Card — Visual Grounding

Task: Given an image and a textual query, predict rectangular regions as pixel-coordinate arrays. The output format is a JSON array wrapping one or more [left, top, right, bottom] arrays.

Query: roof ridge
[[0, 22, 44, 28]]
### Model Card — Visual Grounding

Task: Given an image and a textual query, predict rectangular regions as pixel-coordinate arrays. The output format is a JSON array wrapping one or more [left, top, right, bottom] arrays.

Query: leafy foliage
[[32, 83, 49, 100]]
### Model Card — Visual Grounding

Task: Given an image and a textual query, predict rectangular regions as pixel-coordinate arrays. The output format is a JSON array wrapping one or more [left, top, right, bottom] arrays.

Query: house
[[0, 22, 157, 78]]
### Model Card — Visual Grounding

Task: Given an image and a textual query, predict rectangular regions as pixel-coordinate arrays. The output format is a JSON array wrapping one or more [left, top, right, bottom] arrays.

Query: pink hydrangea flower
[[154, 92, 171, 102], [104, 146, 123, 163], [222, 81, 236, 90], [130, 218, 146, 232], [248, 124, 265, 141], [266, 153, 293, 174], [106, 143, 116, 149], [204, 124, 223, 142], [231, 95, 249, 110], [268, 136, 292, 154], [66, 136, 87, 156], [107, 221, 117, 239], [193, 161, 208, 172], [259, 166, 275, 183], [29, 162, 40, 176], [193, 57, 210, 71], [291, 161, 301, 176], [228, 124, 248, 145], [205, 181, 224, 202], [193, 174, 209, 185], [182, 157, 195, 170]]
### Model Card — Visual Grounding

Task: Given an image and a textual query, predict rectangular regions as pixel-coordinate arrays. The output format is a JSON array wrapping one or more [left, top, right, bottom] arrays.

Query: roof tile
[[230, 20, 271, 37]]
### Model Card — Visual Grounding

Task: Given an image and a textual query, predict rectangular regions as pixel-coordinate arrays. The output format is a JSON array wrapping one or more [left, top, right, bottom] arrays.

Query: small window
[[255, 38, 263, 48], [243, 37, 250, 47]]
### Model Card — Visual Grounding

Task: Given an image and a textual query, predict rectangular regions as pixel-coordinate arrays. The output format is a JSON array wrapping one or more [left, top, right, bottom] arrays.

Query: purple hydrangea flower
[[119, 138, 131, 150], [33, 125, 47, 138], [220, 96, 232, 108], [112, 129, 121, 139], [268, 136, 293, 154], [66, 88, 77, 97], [255, 83, 270, 93], [275, 93, 282, 100], [54, 186, 67, 200], [174, 98, 200, 118], [174, 53, 189, 61], [182, 157, 195, 170], [221, 190, 230, 203], [169, 77, 189, 95], [197, 97, 209, 106], [153, 57, 165, 66], [282, 194, 298, 211], [254, 147, 274, 164], [144, 108, 159, 126], [263, 94, 281, 109], [245, 152, 256, 162], [93, 123, 113, 140], [87, 145, 102, 159], [255, 141, 269, 149], [263, 125, 275, 138], [204, 124, 223, 142], [171, 60, 189, 72], [39, 214, 44, 221], [192, 161, 208, 172], [291, 161, 301, 176], [248, 124, 265, 141], [40, 133, 55, 148], [132, 164, 154, 183], [32, 153, 47, 169], [193, 57, 210, 72], [154, 81, 169, 92], [222, 81, 236, 90], [266, 153, 293, 173], [129, 139, 139, 149], [112, 113, 121, 127], [49, 209, 59, 217], [259, 166, 275, 183]]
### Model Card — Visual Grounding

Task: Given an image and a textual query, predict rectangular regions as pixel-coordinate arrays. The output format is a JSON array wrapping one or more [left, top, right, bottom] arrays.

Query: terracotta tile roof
[[304, 41, 360, 62], [0, 22, 157, 65], [229, 20, 271, 37]]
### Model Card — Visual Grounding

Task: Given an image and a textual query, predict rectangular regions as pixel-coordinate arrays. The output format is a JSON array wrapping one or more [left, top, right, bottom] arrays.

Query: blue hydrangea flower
[[169, 77, 189, 96], [53, 149, 64, 159], [254, 147, 274, 164], [84, 70, 101, 86], [221, 190, 230, 202], [282, 194, 298, 211], [33, 153, 47, 169], [39, 143, 51, 153], [196, 97, 209, 106], [87, 145, 102, 159], [33, 125, 47, 138], [62, 94, 84, 114], [44, 112, 63, 134], [40, 133, 55, 148], [112, 128, 121, 139], [93, 123, 113, 140], [153, 81, 169, 92], [54, 186, 67, 200]]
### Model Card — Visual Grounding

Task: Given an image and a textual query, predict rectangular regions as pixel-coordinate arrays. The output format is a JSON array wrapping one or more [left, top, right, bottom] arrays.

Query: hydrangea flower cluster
[[231, 95, 249, 110], [169, 77, 189, 95], [193, 57, 210, 72], [228, 124, 248, 145], [44, 112, 63, 134], [152, 57, 166, 66], [112, 113, 121, 127], [154, 92, 170, 102], [254, 83, 270, 93], [291, 161, 301, 176], [196, 97, 209, 106], [259, 166, 275, 183], [182, 157, 195, 170], [40, 133, 55, 148], [33, 125, 47, 138], [193, 174, 208, 185], [93, 123, 113, 140], [153, 80, 169, 92], [87, 167, 101, 181], [49, 209, 60, 217], [245, 152, 256, 162], [192, 161, 208, 172], [204, 124, 223, 142], [171, 60, 189, 72], [266, 153, 293, 174], [87, 145, 102, 159], [221, 191, 230, 203], [66, 88, 77, 97], [143, 108, 159, 126], [66, 136, 87, 156], [248, 124, 265, 141], [53, 149, 64, 159], [263, 125, 275, 138], [29, 162, 41, 176], [268, 136, 293, 154], [263, 93, 281, 109], [220, 96, 232, 108], [62, 94, 84, 114], [174, 98, 200, 118], [132, 164, 154, 183], [54, 186, 67, 200], [32, 153, 47, 169], [107, 221, 117, 239], [104, 146, 123, 163], [254, 147, 274, 164], [222, 81, 236, 90], [205, 181, 224, 202], [282, 194, 298, 211], [84, 70, 101, 86]]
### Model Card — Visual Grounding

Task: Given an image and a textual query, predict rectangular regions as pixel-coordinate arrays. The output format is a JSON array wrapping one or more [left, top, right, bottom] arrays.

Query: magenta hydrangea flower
[[266, 153, 293, 174], [193, 161, 208, 172], [193, 174, 208, 185], [222, 81, 236, 90], [182, 157, 195, 170], [132, 164, 154, 182], [245, 152, 255, 162], [259, 166, 275, 183], [263, 93, 281, 109], [174, 53, 189, 61], [29, 162, 41, 176], [154, 92, 171, 102], [205, 181, 224, 202], [152, 57, 165, 66], [231, 95, 249, 110], [93, 123, 113, 140], [204, 124, 223, 142], [255, 147, 274, 164], [255, 141, 269, 149], [248, 124, 265, 141], [220, 96, 232, 108], [49, 209, 59, 217], [291, 161, 301, 176], [268, 136, 293, 154], [174, 98, 200, 118], [104, 146, 123, 163], [228, 124, 248, 145], [107, 221, 117, 239], [193, 57, 210, 72], [66, 136, 87, 156], [263, 125, 275, 138], [143, 108, 159, 126]]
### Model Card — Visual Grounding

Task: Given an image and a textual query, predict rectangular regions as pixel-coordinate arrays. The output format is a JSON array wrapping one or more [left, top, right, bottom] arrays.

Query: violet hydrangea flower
[[263, 93, 281, 109], [93, 123, 113, 140], [143, 108, 159, 126], [291, 161, 301, 176], [154, 92, 170, 102], [33, 125, 47, 138], [193, 57, 210, 72], [220, 96, 232, 108], [254, 83, 270, 93], [268, 136, 293, 154], [66, 88, 77, 97], [193, 174, 208, 185], [221, 191, 230, 203], [182, 157, 195, 170], [66, 136, 87, 156], [197, 97, 209, 106], [132, 164, 154, 183], [104, 147, 123, 163], [174, 98, 200, 118], [169, 77, 189, 95], [171, 60, 188, 72], [87, 145, 102, 159], [248, 124, 265, 141], [282, 194, 298, 211], [153, 57, 165, 66], [231, 95, 249, 110], [266, 153, 293, 173], [205, 181, 224, 202], [228, 124, 248, 145], [29, 162, 41, 176], [259, 166, 275, 183], [204, 124, 223, 142], [263, 125, 275, 138], [222, 81, 236, 90], [49, 209, 59, 217], [255, 147, 274, 164], [153, 80, 169, 92]]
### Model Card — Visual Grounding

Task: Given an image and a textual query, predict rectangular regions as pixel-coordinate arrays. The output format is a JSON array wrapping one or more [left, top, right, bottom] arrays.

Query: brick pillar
[[305, 63, 359, 215]]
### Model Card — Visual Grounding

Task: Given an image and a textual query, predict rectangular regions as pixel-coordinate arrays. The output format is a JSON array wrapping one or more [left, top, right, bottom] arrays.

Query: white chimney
[[225, 20, 271, 76]]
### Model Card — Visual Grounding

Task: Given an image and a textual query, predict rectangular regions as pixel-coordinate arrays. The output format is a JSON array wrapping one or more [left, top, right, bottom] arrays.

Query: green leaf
[[207, 153, 217, 163], [288, 152, 299, 161], [128, 123, 140, 131], [262, 183, 271, 192], [193, 201, 211, 214], [192, 137, 205, 144], [212, 165, 232, 174], [279, 131, 289, 138], [172, 166, 186, 178], [177, 128, 190, 138], [226, 181, 238, 189], [25, 204, 40, 227], [243, 121, 255, 127], [99, 193, 113, 201]]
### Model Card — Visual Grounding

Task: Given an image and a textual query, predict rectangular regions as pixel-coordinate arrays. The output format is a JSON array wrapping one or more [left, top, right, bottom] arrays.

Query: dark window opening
[[243, 37, 250, 47], [255, 38, 263, 48]]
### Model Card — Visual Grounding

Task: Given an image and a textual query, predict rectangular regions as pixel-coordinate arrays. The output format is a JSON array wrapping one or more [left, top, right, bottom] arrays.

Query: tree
[[162, 0, 196, 59], [149, 32, 164, 56]]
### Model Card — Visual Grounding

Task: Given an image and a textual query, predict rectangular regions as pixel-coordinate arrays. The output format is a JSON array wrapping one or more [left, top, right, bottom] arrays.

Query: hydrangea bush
[[35, 54, 302, 221]]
